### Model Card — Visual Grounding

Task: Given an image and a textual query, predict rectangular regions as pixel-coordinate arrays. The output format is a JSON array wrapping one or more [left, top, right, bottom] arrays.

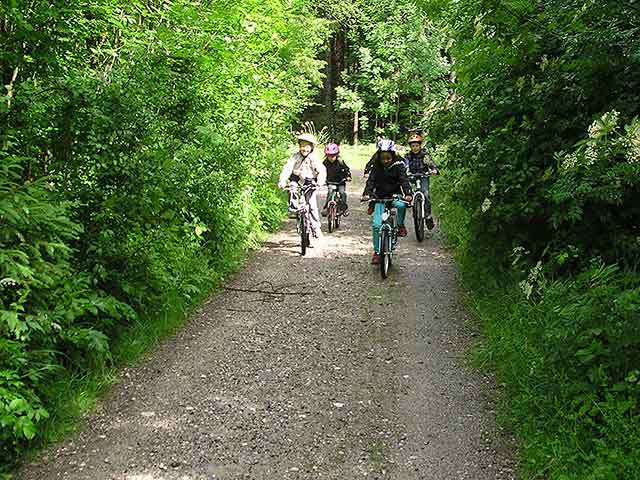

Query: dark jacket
[[406, 148, 437, 175], [364, 159, 412, 198], [323, 159, 351, 184]]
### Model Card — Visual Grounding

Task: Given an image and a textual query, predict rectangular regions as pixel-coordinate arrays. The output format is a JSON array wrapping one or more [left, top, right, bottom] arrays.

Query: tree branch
[[223, 286, 312, 296]]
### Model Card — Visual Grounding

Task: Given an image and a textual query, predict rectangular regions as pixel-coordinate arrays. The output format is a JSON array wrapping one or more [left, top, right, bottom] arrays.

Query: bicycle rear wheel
[[380, 229, 391, 279], [413, 195, 425, 242]]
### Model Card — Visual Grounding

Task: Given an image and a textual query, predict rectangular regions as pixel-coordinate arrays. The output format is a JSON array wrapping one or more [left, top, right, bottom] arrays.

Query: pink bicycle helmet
[[324, 143, 340, 155]]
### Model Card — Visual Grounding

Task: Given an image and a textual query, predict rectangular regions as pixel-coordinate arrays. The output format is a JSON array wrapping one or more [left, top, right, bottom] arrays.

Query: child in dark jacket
[[321, 143, 351, 216], [361, 139, 412, 264]]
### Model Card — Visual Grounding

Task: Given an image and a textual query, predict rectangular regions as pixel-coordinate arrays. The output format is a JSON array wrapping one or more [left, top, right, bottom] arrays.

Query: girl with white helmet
[[278, 133, 327, 236]]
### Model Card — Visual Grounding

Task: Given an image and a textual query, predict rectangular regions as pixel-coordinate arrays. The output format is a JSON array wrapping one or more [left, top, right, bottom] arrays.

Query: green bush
[[428, 0, 640, 271], [426, 2, 640, 472], [0, 157, 133, 461]]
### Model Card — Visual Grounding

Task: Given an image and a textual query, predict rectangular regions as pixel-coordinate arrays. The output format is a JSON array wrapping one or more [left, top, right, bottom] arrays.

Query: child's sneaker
[[397, 226, 408, 237], [426, 216, 435, 230], [341, 205, 349, 217], [371, 253, 381, 264]]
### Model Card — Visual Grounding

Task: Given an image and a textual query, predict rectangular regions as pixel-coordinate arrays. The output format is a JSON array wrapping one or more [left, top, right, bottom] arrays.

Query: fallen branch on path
[[223, 286, 312, 296]]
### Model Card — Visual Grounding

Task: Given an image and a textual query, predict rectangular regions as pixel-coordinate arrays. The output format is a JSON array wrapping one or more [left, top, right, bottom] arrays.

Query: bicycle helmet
[[324, 143, 340, 155], [377, 139, 396, 152], [296, 133, 317, 145], [408, 134, 423, 144]]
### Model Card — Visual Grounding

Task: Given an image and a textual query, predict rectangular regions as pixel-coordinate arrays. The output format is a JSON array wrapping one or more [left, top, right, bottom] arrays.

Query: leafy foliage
[[426, 0, 640, 477], [429, 0, 640, 269]]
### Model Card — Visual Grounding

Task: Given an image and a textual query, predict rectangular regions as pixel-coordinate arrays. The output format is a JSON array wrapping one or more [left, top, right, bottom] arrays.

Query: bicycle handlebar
[[408, 171, 437, 179], [360, 195, 410, 204], [288, 183, 317, 192]]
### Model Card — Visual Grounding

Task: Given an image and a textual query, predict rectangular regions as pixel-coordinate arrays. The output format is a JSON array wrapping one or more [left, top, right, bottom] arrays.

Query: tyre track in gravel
[[19, 172, 515, 480]]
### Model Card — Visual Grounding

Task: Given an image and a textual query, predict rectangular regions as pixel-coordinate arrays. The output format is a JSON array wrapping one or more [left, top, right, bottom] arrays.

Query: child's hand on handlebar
[[404, 194, 413, 203]]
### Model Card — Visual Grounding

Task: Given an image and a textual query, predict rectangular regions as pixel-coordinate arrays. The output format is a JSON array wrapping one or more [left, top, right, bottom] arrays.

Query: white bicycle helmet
[[377, 138, 396, 152]]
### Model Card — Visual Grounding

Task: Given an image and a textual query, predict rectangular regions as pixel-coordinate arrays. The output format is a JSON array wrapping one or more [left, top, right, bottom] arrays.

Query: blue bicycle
[[366, 195, 410, 279]]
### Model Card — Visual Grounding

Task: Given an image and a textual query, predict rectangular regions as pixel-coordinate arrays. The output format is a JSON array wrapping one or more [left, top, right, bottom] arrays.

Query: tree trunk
[[353, 110, 359, 146]]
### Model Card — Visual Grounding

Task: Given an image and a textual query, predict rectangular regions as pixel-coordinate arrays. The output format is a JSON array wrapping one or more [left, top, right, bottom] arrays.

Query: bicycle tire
[[413, 195, 425, 242], [300, 215, 308, 256], [327, 203, 336, 233], [380, 229, 391, 279]]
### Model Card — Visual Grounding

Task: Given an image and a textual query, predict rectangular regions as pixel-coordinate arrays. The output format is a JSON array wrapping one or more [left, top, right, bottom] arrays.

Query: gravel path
[[19, 173, 515, 480]]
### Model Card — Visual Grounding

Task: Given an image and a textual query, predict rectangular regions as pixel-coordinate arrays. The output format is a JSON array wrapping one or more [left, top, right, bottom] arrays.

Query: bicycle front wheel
[[327, 203, 336, 233], [380, 229, 391, 279], [413, 195, 425, 242], [300, 215, 308, 256]]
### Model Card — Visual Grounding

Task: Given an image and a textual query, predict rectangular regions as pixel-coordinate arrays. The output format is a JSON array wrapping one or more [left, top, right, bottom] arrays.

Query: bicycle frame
[[410, 174, 429, 211], [378, 202, 399, 252], [369, 196, 409, 277], [409, 173, 433, 242], [327, 184, 340, 209], [289, 182, 316, 254]]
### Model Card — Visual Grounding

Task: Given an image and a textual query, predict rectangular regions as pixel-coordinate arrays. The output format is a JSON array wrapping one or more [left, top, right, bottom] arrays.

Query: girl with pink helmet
[[321, 143, 351, 217]]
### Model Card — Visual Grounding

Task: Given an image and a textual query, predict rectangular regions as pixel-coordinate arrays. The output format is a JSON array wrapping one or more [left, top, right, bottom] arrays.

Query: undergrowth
[[432, 178, 640, 479]]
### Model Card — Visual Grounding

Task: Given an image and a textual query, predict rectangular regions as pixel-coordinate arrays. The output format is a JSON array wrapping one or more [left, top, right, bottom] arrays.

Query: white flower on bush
[[624, 119, 640, 164], [560, 151, 578, 171], [584, 144, 598, 166], [588, 110, 620, 139], [481, 197, 492, 213], [519, 260, 544, 300], [0, 277, 18, 288], [519, 279, 534, 300], [588, 120, 602, 139]]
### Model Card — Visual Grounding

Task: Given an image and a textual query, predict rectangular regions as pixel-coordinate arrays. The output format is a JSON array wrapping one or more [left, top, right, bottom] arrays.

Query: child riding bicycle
[[321, 143, 351, 217], [405, 133, 438, 230], [278, 133, 327, 236], [361, 139, 412, 265]]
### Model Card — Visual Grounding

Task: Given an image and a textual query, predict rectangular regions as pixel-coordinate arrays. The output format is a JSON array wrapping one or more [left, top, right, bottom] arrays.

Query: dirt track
[[19, 173, 515, 479]]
